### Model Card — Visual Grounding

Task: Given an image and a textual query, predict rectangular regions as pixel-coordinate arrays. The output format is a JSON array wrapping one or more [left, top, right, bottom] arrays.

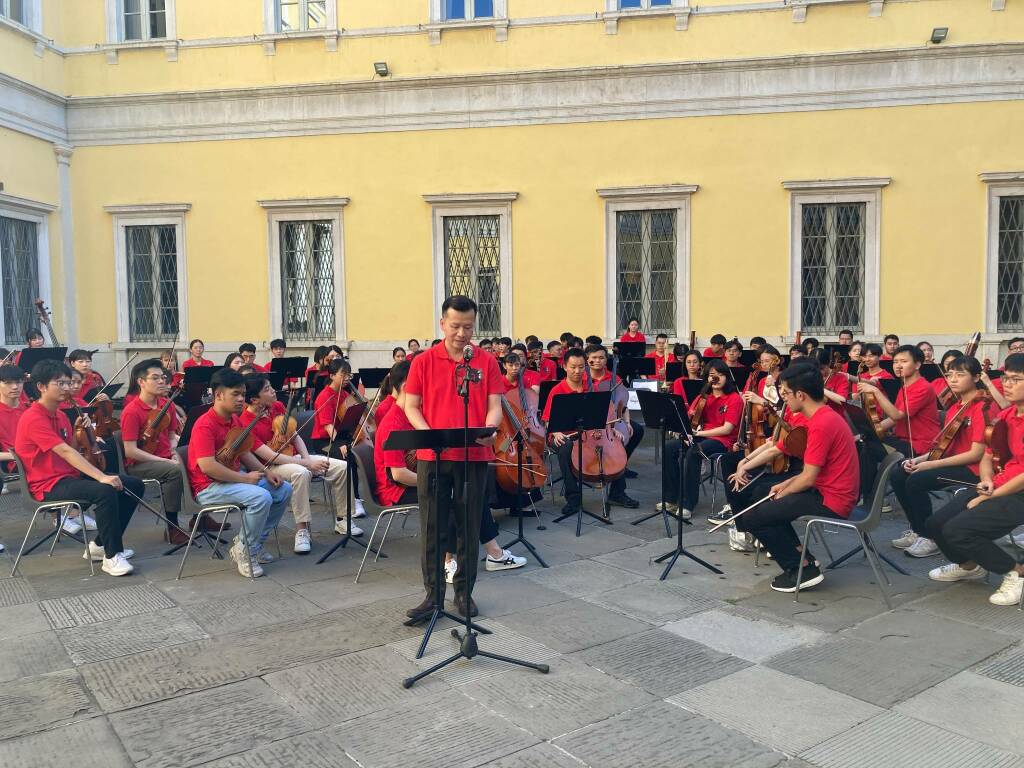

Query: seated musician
[[586, 344, 641, 507], [881, 333, 900, 361], [310, 357, 367, 524], [889, 356, 988, 558], [931, 350, 963, 399], [847, 340, 863, 365], [494, 337, 512, 359], [120, 359, 194, 546], [545, 340, 563, 365], [182, 338, 213, 369], [224, 353, 244, 371], [240, 374, 350, 554], [0, 363, 29, 549], [789, 345, 804, 360], [620, 318, 646, 344], [661, 358, 742, 520], [160, 349, 183, 388], [392, 347, 407, 363], [528, 341, 558, 382], [63, 368, 117, 473], [802, 337, 820, 355], [917, 340, 935, 364], [723, 339, 744, 368], [14, 360, 145, 576], [703, 334, 727, 359], [238, 343, 258, 369], [186, 368, 292, 578], [838, 329, 854, 346], [645, 333, 676, 380], [856, 344, 940, 504], [811, 349, 851, 414], [749, 336, 767, 353], [502, 352, 541, 394], [374, 361, 419, 507], [407, 338, 421, 354], [672, 351, 704, 400], [67, 349, 106, 397], [306, 345, 329, 379], [13, 328, 44, 367], [479, 338, 494, 354], [846, 342, 892, 398], [923, 353, 1024, 606], [739, 363, 859, 593]]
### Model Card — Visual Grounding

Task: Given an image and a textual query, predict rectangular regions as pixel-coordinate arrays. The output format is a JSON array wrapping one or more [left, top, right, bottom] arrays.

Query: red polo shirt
[[375, 394, 396, 426], [620, 332, 646, 343], [702, 347, 723, 359], [499, 370, 541, 393], [80, 370, 105, 394], [14, 402, 80, 500], [239, 400, 286, 448], [824, 371, 850, 414], [645, 351, 677, 378], [182, 358, 214, 369], [312, 385, 344, 441], [374, 403, 415, 506], [993, 405, 1024, 488], [697, 391, 743, 449], [536, 358, 558, 382], [0, 400, 28, 452], [187, 407, 263, 495], [404, 342, 503, 462], [803, 404, 859, 517], [120, 395, 180, 464], [893, 377, 940, 454], [941, 397, 988, 476], [541, 379, 583, 423]]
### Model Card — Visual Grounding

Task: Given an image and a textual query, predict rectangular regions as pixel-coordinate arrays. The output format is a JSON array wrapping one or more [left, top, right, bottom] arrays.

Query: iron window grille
[[997, 196, 1024, 331], [276, 0, 327, 31], [280, 220, 336, 341], [443, 215, 501, 337], [125, 225, 179, 342], [122, 0, 166, 40], [0, 216, 40, 346], [800, 202, 865, 335], [615, 209, 676, 336]]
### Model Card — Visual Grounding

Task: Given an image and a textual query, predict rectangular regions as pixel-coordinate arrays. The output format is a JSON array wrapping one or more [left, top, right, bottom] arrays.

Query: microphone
[[463, 345, 474, 363]]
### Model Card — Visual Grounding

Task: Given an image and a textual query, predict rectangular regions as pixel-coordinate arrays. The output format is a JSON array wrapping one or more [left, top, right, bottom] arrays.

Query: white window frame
[[429, 0, 507, 23], [263, 0, 337, 33], [260, 198, 348, 342], [599, 185, 694, 340], [982, 172, 1024, 335], [610, 0, 680, 10], [0, 193, 53, 346], [0, 0, 42, 33], [105, 0, 176, 43], [425, 193, 516, 338], [784, 178, 888, 339], [106, 203, 189, 345]]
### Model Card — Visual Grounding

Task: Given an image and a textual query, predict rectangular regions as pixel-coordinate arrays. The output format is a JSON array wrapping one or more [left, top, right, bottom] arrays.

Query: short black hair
[[511, 343, 527, 354], [327, 357, 351, 376], [564, 348, 586, 365], [431, 339, 442, 347], [67, 349, 93, 363], [585, 335, 602, 346], [244, 374, 270, 402], [0, 364, 25, 383], [750, 336, 767, 346], [726, 339, 743, 352], [1008, 337, 1024, 349], [498, 337, 512, 347], [559, 332, 574, 344], [480, 338, 493, 347], [130, 358, 164, 387], [31, 359, 71, 387], [407, 338, 419, 347], [503, 352, 524, 365], [392, 347, 405, 358], [939, 349, 964, 368], [883, 334, 900, 344], [211, 368, 244, 393], [527, 340, 543, 352], [789, 345, 803, 355], [894, 344, 924, 365], [188, 338, 204, 349], [313, 345, 329, 364], [547, 340, 560, 351], [627, 316, 639, 325], [778, 362, 825, 401], [1004, 353, 1024, 375], [270, 338, 286, 350], [655, 333, 668, 341], [25, 328, 43, 343], [441, 295, 477, 316], [862, 342, 883, 357], [525, 335, 539, 345], [390, 360, 411, 392], [224, 352, 242, 368], [946, 356, 982, 378], [710, 333, 727, 346], [584, 344, 607, 359], [239, 343, 256, 355], [809, 349, 831, 368], [803, 337, 820, 351], [838, 329, 854, 338]]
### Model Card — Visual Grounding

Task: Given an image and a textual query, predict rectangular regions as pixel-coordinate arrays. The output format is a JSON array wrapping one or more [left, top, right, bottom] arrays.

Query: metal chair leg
[[355, 510, 392, 584], [273, 526, 282, 559], [176, 514, 205, 580], [859, 530, 893, 608], [10, 508, 41, 577], [375, 510, 401, 563], [794, 522, 814, 603], [237, 509, 256, 585]]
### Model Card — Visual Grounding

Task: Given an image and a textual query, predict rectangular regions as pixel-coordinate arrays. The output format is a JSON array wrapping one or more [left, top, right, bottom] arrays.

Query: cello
[[493, 370, 548, 493], [570, 357, 627, 486], [33, 298, 61, 346]]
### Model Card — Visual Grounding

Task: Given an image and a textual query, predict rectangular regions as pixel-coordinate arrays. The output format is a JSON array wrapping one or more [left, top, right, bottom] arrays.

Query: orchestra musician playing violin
[[923, 353, 1024, 607], [14, 360, 145, 577], [240, 374, 350, 554], [586, 344, 642, 507], [186, 368, 292, 579], [888, 356, 989, 558], [67, 349, 106, 398], [528, 341, 558, 382], [310, 357, 367, 525]]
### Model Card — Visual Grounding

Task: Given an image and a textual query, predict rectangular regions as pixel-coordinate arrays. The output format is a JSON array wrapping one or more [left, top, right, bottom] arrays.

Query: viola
[[216, 407, 265, 464], [927, 395, 981, 462], [139, 387, 182, 454], [71, 405, 106, 471], [494, 375, 547, 493], [92, 399, 120, 440], [268, 389, 299, 456], [688, 366, 716, 430], [337, 382, 375, 445], [985, 418, 1012, 475], [858, 362, 887, 440]]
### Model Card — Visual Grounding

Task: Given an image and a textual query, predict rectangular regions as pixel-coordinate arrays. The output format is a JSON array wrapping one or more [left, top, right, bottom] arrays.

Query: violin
[[92, 399, 120, 441], [71, 404, 106, 471], [139, 387, 182, 454], [268, 389, 299, 457], [33, 298, 61, 346], [858, 362, 887, 440], [216, 407, 265, 464], [571, 358, 627, 487], [688, 366, 715, 430], [926, 394, 982, 462], [938, 332, 981, 409], [985, 418, 1012, 475], [337, 382, 375, 446], [494, 371, 548, 493]]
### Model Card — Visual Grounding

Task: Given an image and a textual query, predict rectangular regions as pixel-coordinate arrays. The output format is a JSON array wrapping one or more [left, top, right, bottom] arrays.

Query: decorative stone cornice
[[597, 184, 698, 200], [53, 143, 73, 165], [980, 171, 1024, 184], [258, 197, 350, 211], [782, 177, 892, 192], [0, 192, 57, 216], [422, 192, 519, 205], [103, 202, 192, 214]]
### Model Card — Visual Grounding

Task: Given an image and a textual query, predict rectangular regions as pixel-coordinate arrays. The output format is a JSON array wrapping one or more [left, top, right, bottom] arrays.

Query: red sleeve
[[314, 390, 335, 431], [24, 411, 65, 453], [189, 419, 217, 461], [485, 354, 504, 396], [405, 354, 425, 396], [120, 403, 144, 442], [376, 418, 406, 469], [723, 393, 743, 426], [970, 402, 987, 444]]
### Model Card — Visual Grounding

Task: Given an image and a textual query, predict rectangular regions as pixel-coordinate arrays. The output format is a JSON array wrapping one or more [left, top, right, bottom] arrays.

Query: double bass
[[33, 298, 60, 346], [493, 371, 547, 493]]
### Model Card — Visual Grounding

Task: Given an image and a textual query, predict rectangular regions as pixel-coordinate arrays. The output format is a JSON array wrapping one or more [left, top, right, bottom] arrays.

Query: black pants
[[555, 438, 628, 507], [890, 463, 976, 536], [859, 436, 911, 503], [43, 474, 145, 558], [417, 459, 487, 598], [740, 490, 842, 571], [925, 489, 1024, 575], [664, 437, 728, 510], [719, 450, 801, 512]]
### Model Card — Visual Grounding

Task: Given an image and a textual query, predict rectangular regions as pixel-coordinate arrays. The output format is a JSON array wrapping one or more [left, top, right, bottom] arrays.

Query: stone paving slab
[[554, 700, 788, 768], [197, 729, 359, 768], [592, 540, 694, 577], [974, 644, 1024, 688], [263, 645, 450, 727], [498, 597, 654, 654], [480, 742, 590, 768], [290, 569, 422, 611], [669, 666, 884, 755], [908, 582, 1024, 636], [152, 569, 281, 606], [766, 636, 962, 708], [0, 601, 50, 640], [461, 655, 656, 739], [0, 668, 98, 740], [25, 569, 132, 601], [0, 629, 73, 682], [894, 671, 1024, 754], [39, 583, 175, 629], [328, 690, 539, 768], [0, 717, 132, 768], [584, 578, 723, 624], [57, 607, 208, 665], [465, 576, 570, 617], [663, 607, 828, 662], [521, 558, 645, 597], [183, 589, 323, 635], [799, 711, 1024, 768], [528, 522, 647, 557], [573, 628, 750, 696], [0, 576, 35, 607]]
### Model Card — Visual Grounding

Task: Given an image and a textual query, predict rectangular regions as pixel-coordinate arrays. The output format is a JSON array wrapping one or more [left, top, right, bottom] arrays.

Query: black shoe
[[707, 509, 732, 523], [770, 564, 824, 593], [607, 493, 640, 509], [404, 596, 435, 622], [624, 469, 638, 479], [560, 502, 581, 516], [454, 594, 478, 617]]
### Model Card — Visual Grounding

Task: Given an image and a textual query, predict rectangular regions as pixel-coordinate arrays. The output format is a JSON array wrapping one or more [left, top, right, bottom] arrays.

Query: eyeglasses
[[1010, 344, 1024, 352], [778, 388, 795, 399], [1002, 375, 1024, 386], [145, 374, 168, 381], [52, 380, 73, 389]]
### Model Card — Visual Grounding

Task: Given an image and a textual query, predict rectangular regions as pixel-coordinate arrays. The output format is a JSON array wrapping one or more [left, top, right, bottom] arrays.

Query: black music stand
[[631, 390, 687, 536], [617, 341, 646, 358], [270, 356, 308, 382], [498, 421, 548, 570], [739, 349, 759, 367], [920, 363, 943, 383], [665, 362, 683, 383], [18, 347, 66, 400], [181, 365, 221, 410], [177, 404, 212, 447], [549, 390, 615, 536], [316, 401, 374, 565], [726, 365, 750, 391], [618, 357, 655, 388], [357, 368, 390, 390], [654, 396, 724, 580]]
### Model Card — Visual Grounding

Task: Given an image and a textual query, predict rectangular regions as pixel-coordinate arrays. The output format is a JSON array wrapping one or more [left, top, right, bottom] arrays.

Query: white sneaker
[[891, 530, 918, 549], [83, 541, 105, 561], [294, 528, 311, 554], [353, 498, 367, 519], [881, 503, 893, 514], [229, 539, 264, 578], [485, 549, 527, 572], [905, 537, 939, 558], [989, 571, 1024, 606], [253, 545, 274, 564], [101, 553, 133, 577], [445, 558, 458, 584], [82, 514, 98, 531], [680, 508, 693, 521], [0, 542, 4, 552], [928, 562, 988, 582], [720, 503, 732, 514], [334, 518, 364, 536], [58, 516, 83, 535], [655, 501, 678, 512]]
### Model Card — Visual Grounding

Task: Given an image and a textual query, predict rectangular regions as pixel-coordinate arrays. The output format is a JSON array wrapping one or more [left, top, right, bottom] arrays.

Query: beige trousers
[[271, 458, 349, 524]]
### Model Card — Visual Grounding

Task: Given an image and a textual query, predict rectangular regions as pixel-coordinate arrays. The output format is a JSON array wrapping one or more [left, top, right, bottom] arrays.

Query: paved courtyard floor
[[1, 439, 1024, 767]]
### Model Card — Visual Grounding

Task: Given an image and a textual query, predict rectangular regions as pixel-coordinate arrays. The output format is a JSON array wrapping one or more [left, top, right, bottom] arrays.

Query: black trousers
[[924, 489, 1024, 575], [555, 437, 629, 507], [417, 459, 487, 598], [43, 474, 145, 558], [739, 490, 841, 571], [719, 450, 802, 512], [859, 436, 911, 503], [889, 463, 976, 536], [664, 438, 728, 510]]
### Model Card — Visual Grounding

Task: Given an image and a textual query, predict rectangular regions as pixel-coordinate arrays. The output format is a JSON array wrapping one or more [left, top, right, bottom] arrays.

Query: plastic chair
[[110, 430, 164, 525], [351, 441, 418, 584]]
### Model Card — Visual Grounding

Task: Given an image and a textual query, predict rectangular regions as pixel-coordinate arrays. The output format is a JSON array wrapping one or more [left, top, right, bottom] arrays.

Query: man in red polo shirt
[[543, 348, 592, 516], [738, 362, 859, 593], [499, 352, 541, 395], [527, 341, 557, 382], [403, 295, 503, 621], [14, 359, 145, 577], [644, 333, 677, 381], [0, 363, 29, 551], [586, 344, 642, 507]]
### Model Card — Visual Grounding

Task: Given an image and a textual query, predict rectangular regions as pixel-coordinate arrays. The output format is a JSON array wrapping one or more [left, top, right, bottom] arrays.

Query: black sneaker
[[560, 502, 581, 516], [607, 493, 640, 509], [624, 469, 639, 479], [770, 563, 824, 593], [707, 508, 732, 523]]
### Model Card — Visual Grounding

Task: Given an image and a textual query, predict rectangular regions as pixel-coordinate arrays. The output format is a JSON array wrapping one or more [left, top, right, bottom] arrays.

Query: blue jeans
[[197, 478, 291, 551]]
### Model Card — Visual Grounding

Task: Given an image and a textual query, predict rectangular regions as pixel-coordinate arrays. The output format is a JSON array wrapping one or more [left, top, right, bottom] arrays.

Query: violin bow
[[708, 491, 778, 534], [85, 351, 139, 407]]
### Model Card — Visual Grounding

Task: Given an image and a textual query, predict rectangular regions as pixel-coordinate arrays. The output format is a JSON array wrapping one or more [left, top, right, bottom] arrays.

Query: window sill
[[426, 18, 510, 45], [259, 29, 341, 54], [0, 15, 53, 56], [602, 6, 691, 34], [100, 38, 179, 64]]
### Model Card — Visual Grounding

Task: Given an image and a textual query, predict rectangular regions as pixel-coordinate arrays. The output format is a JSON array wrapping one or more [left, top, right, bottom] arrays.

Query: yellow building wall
[[176, 0, 265, 39], [0, 29, 64, 94], [65, 99, 1024, 346]]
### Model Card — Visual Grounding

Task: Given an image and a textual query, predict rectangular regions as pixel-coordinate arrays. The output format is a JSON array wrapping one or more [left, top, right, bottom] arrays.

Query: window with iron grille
[[997, 196, 1024, 331], [0, 216, 39, 346], [615, 209, 676, 336], [125, 225, 179, 342], [0, 0, 27, 25], [122, 0, 166, 40], [799, 203, 865, 334], [275, 0, 327, 31], [280, 220, 336, 341], [443, 215, 501, 337]]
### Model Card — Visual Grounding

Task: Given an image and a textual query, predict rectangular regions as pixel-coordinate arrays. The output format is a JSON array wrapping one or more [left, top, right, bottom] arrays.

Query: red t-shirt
[[182, 358, 214, 369], [404, 343, 503, 462], [620, 332, 646, 343], [375, 395, 396, 426], [542, 378, 584, 423], [536, 358, 558, 382], [893, 377, 940, 454], [695, 391, 743, 449], [803, 405, 859, 517], [187, 408, 263, 495], [500, 370, 542, 393], [645, 351, 677, 377], [856, 369, 893, 417], [0, 400, 28, 452], [312, 385, 344, 441], [941, 397, 988, 476], [671, 377, 688, 402], [824, 371, 850, 415], [13, 402, 80, 500], [992, 405, 1024, 488], [80, 370, 105, 395], [238, 401, 286, 449], [120, 395, 181, 464], [374, 403, 415, 506], [702, 347, 723, 359], [930, 377, 949, 399], [775, 410, 808, 455]]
